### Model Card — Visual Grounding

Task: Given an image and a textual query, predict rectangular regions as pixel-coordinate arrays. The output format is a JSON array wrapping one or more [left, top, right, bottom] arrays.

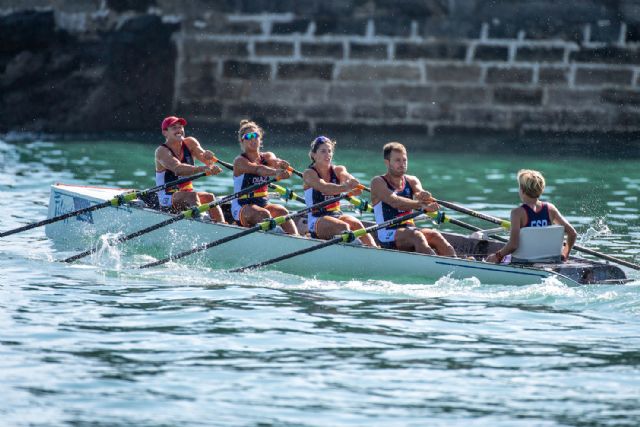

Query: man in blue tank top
[[486, 169, 577, 263], [154, 116, 226, 222], [370, 142, 455, 256]]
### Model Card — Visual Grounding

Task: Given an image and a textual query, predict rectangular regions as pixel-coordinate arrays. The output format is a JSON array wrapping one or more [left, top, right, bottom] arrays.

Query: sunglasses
[[242, 132, 260, 140]]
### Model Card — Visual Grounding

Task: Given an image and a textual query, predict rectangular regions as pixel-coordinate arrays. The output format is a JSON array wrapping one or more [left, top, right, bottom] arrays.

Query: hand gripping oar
[[230, 209, 427, 273], [139, 191, 360, 269], [61, 177, 282, 263], [434, 200, 640, 270], [269, 183, 373, 213], [0, 172, 208, 239]]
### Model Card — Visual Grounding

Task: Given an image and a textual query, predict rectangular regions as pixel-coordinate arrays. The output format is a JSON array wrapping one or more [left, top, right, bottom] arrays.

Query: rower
[[370, 142, 456, 256], [302, 136, 378, 247], [486, 169, 577, 264], [231, 119, 299, 235], [154, 116, 226, 223]]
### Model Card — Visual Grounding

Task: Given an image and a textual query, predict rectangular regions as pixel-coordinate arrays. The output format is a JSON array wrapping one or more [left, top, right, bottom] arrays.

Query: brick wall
[[3, 0, 640, 137]]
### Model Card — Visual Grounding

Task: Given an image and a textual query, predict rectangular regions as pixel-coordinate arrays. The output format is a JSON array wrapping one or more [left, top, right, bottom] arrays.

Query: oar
[[269, 183, 306, 204], [434, 199, 511, 230], [0, 172, 209, 239], [139, 192, 361, 269], [61, 177, 282, 263], [269, 183, 373, 213], [421, 212, 508, 244], [434, 200, 640, 270], [230, 209, 427, 273]]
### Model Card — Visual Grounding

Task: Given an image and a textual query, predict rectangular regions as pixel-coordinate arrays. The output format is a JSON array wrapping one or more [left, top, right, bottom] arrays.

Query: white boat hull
[[45, 184, 627, 286]]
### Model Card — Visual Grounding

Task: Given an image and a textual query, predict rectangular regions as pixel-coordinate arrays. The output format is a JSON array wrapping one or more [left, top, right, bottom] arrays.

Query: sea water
[[1, 137, 639, 426]]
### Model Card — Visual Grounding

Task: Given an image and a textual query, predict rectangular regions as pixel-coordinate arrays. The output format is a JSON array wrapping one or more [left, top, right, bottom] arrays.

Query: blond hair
[[383, 142, 406, 160], [518, 169, 546, 198], [308, 136, 336, 164], [237, 119, 264, 144]]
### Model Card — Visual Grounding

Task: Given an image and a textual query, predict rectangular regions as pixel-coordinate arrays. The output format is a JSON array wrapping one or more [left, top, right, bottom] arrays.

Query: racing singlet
[[304, 166, 342, 218], [231, 153, 270, 215], [304, 165, 342, 238], [155, 142, 195, 207], [373, 176, 415, 244], [521, 202, 551, 227]]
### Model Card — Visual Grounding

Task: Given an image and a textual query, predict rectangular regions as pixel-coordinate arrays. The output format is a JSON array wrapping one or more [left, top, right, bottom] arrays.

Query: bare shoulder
[[405, 174, 420, 185], [405, 174, 423, 190], [546, 202, 563, 219], [370, 175, 386, 191], [333, 164, 348, 174], [155, 144, 170, 158], [233, 154, 248, 166], [511, 205, 526, 219], [370, 175, 384, 185], [183, 136, 201, 148]]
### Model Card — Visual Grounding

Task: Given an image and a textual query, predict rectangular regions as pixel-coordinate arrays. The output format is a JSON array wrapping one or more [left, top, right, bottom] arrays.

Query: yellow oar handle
[[348, 228, 368, 241], [258, 215, 288, 231], [269, 183, 305, 203], [110, 191, 139, 207], [346, 195, 373, 213]]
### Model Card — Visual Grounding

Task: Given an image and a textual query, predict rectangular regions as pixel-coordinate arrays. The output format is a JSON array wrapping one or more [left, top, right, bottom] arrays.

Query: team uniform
[[231, 153, 271, 225], [372, 175, 416, 249], [155, 142, 195, 208], [304, 166, 342, 238], [521, 202, 551, 227]]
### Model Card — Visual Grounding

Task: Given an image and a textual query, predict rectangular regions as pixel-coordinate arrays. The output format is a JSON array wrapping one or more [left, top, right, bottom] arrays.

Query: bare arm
[[183, 137, 217, 164], [155, 145, 215, 176], [233, 152, 291, 180], [487, 207, 523, 263], [304, 165, 359, 194], [549, 203, 577, 260], [406, 175, 433, 203], [371, 176, 435, 211]]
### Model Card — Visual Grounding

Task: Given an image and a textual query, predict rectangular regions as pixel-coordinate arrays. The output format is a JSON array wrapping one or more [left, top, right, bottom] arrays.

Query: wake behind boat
[[43, 184, 630, 286]]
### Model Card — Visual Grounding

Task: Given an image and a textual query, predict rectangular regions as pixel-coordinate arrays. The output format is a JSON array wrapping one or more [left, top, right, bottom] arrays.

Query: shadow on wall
[[0, 9, 179, 133]]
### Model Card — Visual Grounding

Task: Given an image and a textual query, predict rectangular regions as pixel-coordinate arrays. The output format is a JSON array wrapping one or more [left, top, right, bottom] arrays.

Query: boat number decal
[[72, 197, 94, 224]]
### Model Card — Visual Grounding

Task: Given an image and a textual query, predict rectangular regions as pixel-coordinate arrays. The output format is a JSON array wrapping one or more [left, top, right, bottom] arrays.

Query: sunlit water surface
[[1, 138, 639, 427]]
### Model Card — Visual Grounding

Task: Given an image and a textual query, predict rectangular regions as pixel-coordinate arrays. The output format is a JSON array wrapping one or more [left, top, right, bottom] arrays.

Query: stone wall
[[3, 0, 640, 138]]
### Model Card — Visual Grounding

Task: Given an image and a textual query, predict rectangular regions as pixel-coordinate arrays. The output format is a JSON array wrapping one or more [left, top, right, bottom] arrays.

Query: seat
[[511, 225, 564, 263]]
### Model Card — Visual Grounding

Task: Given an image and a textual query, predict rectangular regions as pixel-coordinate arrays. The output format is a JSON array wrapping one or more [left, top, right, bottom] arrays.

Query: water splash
[[580, 217, 612, 244], [90, 232, 124, 270]]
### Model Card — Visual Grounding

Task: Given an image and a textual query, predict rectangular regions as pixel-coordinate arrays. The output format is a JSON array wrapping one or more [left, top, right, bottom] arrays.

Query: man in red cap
[[154, 116, 226, 222]]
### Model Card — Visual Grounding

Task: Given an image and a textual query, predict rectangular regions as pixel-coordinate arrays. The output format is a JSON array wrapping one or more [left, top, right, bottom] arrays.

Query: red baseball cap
[[161, 116, 187, 131]]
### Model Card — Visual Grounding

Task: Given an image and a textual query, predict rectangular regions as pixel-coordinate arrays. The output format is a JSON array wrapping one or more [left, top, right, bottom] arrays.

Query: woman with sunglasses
[[302, 136, 378, 247], [231, 120, 299, 235]]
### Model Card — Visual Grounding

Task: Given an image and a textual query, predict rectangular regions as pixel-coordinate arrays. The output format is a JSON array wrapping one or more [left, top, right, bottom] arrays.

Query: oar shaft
[[232, 209, 425, 272], [62, 212, 188, 263], [435, 198, 640, 270], [140, 225, 258, 268], [62, 177, 278, 263], [139, 193, 352, 268], [230, 237, 340, 273], [573, 244, 639, 270], [434, 199, 510, 228], [0, 172, 207, 239], [0, 200, 111, 238]]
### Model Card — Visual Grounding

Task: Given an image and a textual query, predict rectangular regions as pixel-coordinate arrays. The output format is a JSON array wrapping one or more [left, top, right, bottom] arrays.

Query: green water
[[18, 138, 640, 244], [1, 138, 640, 427]]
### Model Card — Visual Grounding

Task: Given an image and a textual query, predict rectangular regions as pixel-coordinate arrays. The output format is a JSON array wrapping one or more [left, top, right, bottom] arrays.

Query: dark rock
[[0, 10, 180, 133]]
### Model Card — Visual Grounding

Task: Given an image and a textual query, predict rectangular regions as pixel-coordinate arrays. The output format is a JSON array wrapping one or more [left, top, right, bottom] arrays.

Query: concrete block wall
[[3, 0, 640, 137], [174, 10, 640, 135]]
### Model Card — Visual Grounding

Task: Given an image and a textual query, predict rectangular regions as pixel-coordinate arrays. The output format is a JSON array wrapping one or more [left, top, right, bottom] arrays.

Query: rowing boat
[[45, 184, 629, 286]]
